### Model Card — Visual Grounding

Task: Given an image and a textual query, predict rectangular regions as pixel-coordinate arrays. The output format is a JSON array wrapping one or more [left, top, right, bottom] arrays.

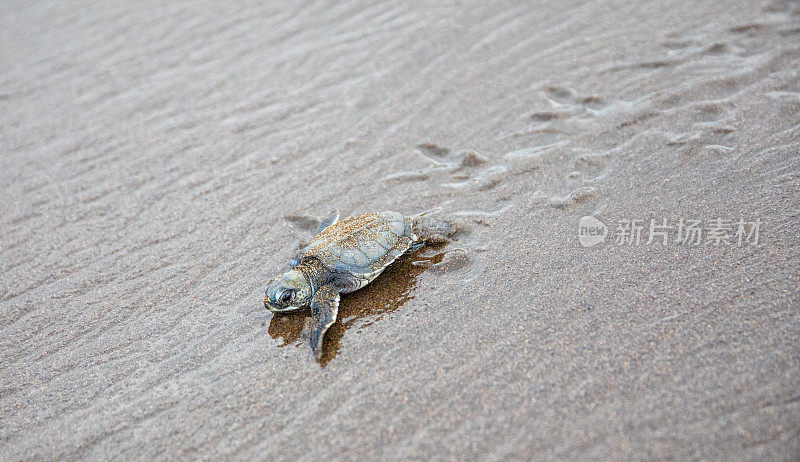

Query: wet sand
[[2, 0, 799, 459]]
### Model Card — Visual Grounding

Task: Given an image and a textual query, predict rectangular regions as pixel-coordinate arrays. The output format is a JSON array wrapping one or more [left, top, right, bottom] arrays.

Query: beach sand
[[1, 0, 799, 459]]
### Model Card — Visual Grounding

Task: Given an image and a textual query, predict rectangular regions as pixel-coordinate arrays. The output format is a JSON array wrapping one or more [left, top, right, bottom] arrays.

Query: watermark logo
[[579, 217, 761, 247], [578, 215, 608, 247]]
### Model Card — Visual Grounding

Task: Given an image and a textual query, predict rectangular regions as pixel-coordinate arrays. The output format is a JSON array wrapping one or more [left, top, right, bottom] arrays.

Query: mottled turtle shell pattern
[[304, 211, 417, 292]]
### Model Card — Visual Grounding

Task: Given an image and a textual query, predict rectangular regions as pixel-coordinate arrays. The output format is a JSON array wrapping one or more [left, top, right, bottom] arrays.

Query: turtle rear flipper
[[309, 284, 340, 360], [411, 217, 456, 244]]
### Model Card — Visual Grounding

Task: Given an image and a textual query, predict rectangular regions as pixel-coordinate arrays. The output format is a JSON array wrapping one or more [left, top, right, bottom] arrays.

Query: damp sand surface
[[2, 1, 800, 459]]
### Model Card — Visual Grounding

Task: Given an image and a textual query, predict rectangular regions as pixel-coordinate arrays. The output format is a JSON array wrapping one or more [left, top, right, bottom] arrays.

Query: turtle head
[[263, 269, 313, 312]]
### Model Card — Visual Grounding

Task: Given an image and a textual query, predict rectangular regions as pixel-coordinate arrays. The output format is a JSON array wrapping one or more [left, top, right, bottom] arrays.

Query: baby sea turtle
[[264, 210, 455, 359]]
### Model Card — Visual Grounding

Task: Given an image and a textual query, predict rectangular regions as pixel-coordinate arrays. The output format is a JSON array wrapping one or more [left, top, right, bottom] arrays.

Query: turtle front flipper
[[309, 284, 340, 360], [316, 210, 340, 234], [289, 253, 303, 267]]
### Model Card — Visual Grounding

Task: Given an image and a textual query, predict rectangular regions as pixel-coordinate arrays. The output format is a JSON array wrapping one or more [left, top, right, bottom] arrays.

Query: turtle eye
[[279, 289, 294, 305]]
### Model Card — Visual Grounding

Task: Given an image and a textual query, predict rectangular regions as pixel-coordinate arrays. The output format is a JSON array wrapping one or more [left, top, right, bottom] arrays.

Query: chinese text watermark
[[579, 216, 761, 248]]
